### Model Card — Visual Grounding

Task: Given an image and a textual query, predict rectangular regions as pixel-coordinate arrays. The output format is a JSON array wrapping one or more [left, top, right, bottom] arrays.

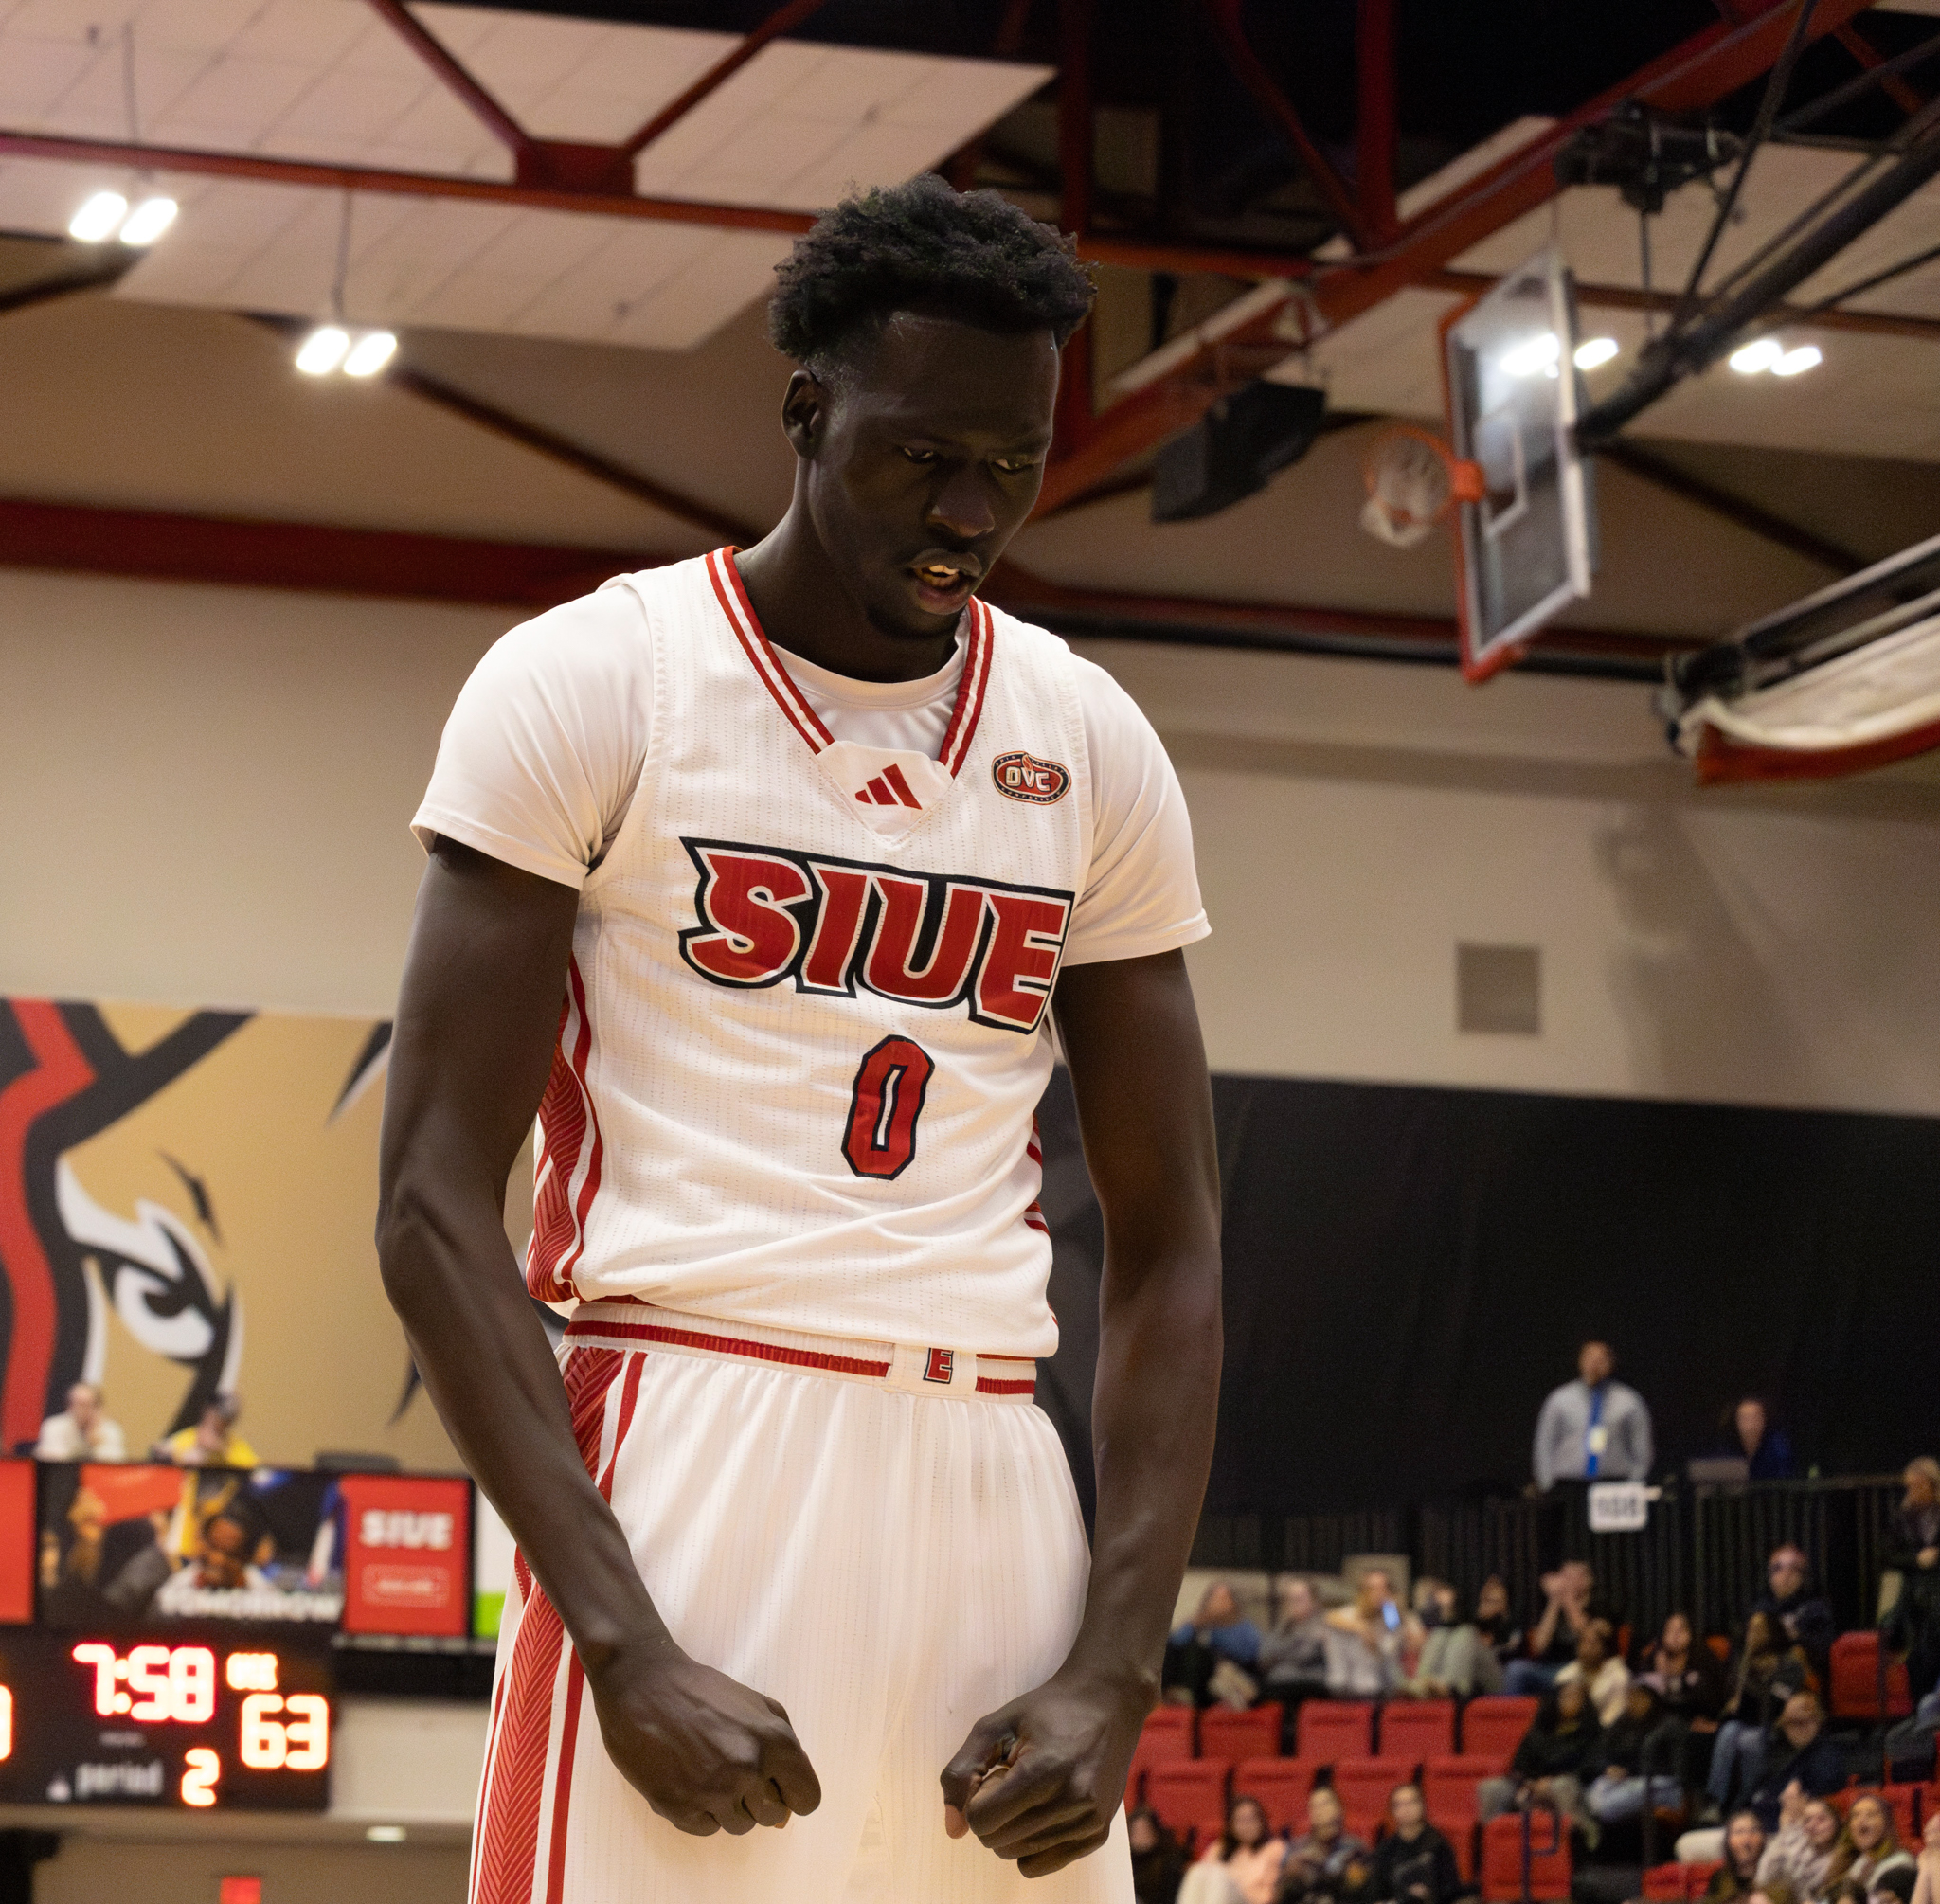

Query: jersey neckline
[[705, 548, 993, 777]]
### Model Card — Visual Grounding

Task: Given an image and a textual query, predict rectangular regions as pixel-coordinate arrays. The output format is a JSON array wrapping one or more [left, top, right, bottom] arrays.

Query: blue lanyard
[[1585, 1385, 1605, 1477]]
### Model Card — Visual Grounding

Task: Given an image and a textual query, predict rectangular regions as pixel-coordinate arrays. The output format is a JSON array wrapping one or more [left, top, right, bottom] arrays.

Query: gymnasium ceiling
[[5, 0, 1940, 672]]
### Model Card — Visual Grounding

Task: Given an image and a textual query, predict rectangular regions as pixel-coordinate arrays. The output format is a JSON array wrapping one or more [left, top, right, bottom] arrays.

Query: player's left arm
[[942, 945, 1221, 1877]]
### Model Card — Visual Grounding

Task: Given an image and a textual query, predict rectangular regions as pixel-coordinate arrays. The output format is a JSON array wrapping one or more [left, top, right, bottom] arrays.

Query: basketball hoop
[[1358, 425, 1484, 548]]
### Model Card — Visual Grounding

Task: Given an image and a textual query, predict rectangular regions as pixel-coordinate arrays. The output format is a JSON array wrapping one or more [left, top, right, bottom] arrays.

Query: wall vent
[[1457, 943, 1541, 1035]]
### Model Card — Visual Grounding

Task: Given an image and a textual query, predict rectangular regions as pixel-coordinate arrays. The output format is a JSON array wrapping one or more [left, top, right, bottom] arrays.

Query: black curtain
[[1037, 1069, 1940, 1522]]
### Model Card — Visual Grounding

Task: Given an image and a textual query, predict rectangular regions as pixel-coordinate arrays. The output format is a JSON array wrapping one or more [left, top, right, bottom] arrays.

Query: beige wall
[[36, 1837, 468, 1904], [6, 565, 1938, 1122]]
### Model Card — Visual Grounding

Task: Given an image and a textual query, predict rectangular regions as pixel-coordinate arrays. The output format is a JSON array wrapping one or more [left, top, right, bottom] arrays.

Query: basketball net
[[1359, 425, 1485, 548]]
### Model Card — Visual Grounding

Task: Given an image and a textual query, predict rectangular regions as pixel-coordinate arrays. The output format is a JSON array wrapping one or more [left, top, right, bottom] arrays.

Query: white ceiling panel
[[0, 0, 1048, 350], [632, 42, 1050, 210]]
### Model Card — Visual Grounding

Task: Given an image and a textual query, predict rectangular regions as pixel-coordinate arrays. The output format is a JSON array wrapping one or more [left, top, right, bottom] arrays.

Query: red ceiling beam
[[1356, 0, 1400, 244], [0, 128, 817, 234], [362, 0, 531, 161], [1199, 0, 1371, 250], [1055, 0, 1098, 451], [1035, 0, 1882, 514], [623, 0, 835, 156], [0, 494, 1681, 672], [0, 498, 668, 608]]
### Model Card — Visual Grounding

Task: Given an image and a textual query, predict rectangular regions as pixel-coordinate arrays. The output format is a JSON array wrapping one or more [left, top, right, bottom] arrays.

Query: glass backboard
[[1442, 249, 1596, 681]]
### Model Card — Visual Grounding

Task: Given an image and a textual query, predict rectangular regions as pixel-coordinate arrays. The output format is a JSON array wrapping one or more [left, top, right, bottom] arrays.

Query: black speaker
[[1151, 380, 1326, 523]]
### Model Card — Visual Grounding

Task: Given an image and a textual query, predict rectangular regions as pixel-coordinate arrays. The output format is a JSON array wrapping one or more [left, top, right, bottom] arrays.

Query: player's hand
[[585, 1642, 821, 1837], [939, 1665, 1147, 1877]]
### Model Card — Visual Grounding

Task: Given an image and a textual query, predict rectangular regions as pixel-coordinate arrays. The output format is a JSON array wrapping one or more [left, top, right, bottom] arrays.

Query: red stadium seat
[[1144, 1761, 1231, 1841], [1683, 1862, 1724, 1898], [1202, 1703, 1284, 1766], [1883, 1785, 1921, 1843], [1298, 1700, 1375, 1762], [1145, 1705, 1196, 1751], [1380, 1700, 1456, 1766], [1332, 1757, 1414, 1841], [1482, 1808, 1572, 1902], [1830, 1631, 1913, 1720], [1423, 1754, 1499, 1883], [1462, 1697, 1539, 1760], [1643, 1864, 1687, 1900], [1126, 1708, 1197, 1807], [1234, 1758, 1320, 1835]]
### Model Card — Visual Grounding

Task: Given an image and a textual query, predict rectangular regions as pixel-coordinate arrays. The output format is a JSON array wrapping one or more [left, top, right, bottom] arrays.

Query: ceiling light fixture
[[1771, 344, 1823, 377], [365, 1825, 407, 1843], [1728, 337, 1785, 375], [68, 191, 129, 242], [1573, 336, 1620, 370], [117, 195, 177, 246], [293, 191, 399, 381], [342, 331, 398, 378], [296, 326, 350, 376]]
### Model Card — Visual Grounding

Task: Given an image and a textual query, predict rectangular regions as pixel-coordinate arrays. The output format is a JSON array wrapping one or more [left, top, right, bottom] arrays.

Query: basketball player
[[379, 176, 1221, 1904]]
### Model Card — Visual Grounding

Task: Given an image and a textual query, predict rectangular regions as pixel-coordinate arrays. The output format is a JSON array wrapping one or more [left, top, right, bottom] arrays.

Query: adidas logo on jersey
[[855, 763, 922, 809], [678, 837, 1073, 1033]]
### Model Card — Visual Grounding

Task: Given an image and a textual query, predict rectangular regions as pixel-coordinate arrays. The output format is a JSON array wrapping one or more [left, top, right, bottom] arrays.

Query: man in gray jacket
[[1534, 1340, 1653, 1489]]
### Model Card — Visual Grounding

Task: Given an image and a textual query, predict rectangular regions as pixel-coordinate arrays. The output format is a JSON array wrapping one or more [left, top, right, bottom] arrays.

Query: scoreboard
[[0, 1628, 332, 1812]]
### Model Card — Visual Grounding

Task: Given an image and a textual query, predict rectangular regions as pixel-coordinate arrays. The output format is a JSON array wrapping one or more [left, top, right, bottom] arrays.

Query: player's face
[[799, 314, 1059, 643]]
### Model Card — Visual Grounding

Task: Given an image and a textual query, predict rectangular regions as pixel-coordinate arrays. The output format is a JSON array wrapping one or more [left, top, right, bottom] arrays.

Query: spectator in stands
[[1177, 1794, 1287, 1904], [1260, 1576, 1332, 1739], [1165, 1581, 1264, 1708], [1885, 1459, 1940, 1703], [1585, 1683, 1682, 1826], [1758, 1789, 1841, 1902], [1702, 1811, 1770, 1904], [1910, 1816, 1940, 1904], [1282, 1787, 1374, 1904], [1395, 1578, 1503, 1699], [1506, 1559, 1600, 1697], [1129, 1805, 1189, 1904], [1637, 1609, 1729, 1796], [153, 1393, 258, 1469], [1556, 1616, 1632, 1727], [1323, 1567, 1409, 1699], [1723, 1398, 1799, 1482], [1870, 1868, 1917, 1904], [1706, 1612, 1813, 1817], [1824, 1795, 1914, 1898], [1371, 1784, 1461, 1904], [1478, 1680, 1604, 1830], [1744, 1695, 1844, 1833], [34, 1382, 127, 1461], [1533, 1340, 1654, 1491], [1474, 1575, 1525, 1672], [1753, 1547, 1836, 1686]]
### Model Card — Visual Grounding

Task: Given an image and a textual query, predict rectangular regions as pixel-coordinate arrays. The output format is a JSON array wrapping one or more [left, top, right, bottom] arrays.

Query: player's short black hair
[[769, 173, 1095, 376]]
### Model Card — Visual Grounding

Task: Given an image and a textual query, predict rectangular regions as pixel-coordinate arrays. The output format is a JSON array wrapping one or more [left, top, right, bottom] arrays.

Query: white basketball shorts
[[471, 1300, 1134, 1904]]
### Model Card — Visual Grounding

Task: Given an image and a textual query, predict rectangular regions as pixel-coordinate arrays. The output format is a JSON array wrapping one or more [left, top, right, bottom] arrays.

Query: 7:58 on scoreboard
[[0, 1630, 332, 1811]]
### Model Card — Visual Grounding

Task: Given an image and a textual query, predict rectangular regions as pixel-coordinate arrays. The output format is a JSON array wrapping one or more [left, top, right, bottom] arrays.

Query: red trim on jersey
[[526, 959, 603, 1303], [706, 548, 834, 751], [939, 597, 995, 778], [564, 1313, 892, 1379]]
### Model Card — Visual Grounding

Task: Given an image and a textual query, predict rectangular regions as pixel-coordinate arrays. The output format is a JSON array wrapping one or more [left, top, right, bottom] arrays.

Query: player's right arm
[[376, 835, 820, 1836]]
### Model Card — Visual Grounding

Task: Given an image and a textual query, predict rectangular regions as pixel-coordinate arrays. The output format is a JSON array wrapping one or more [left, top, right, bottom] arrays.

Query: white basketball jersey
[[528, 549, 1094, 1358]]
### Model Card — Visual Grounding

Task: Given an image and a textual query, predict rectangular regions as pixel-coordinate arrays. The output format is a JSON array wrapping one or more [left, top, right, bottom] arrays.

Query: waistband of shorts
[[561, 1300, 1037, 1403]]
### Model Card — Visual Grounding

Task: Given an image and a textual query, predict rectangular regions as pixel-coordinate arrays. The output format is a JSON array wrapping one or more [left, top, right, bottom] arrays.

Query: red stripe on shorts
[[475, 1348, 628, 1904], [564, 1314, 891, 1379]]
